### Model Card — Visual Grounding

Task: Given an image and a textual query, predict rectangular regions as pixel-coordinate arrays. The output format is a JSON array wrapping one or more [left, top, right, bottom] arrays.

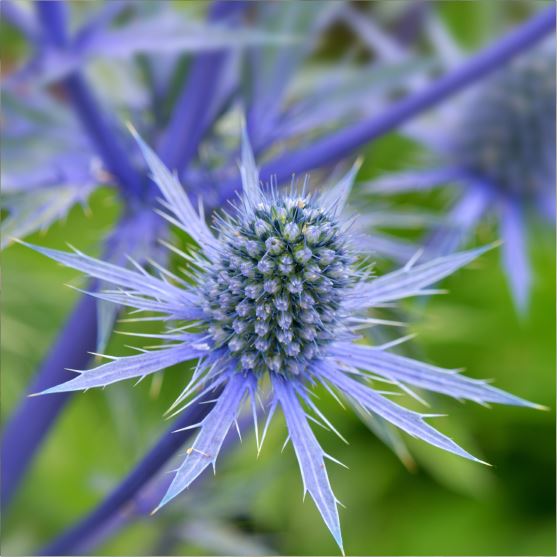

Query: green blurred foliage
[[1, 1, 554, 556]]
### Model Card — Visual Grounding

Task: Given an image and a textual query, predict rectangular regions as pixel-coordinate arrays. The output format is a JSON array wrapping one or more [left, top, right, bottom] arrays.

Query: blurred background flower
[[359, 13, 555, 311]]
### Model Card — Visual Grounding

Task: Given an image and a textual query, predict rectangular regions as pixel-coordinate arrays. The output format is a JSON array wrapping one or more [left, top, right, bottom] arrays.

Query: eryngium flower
[[203, 189, 355, 377], [30, 130, 538, 552]]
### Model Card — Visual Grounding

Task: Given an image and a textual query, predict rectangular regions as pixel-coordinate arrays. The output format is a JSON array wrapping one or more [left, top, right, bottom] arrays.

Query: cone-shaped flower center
[[202, 196, 354, 376], [455, 54, 555, 197]]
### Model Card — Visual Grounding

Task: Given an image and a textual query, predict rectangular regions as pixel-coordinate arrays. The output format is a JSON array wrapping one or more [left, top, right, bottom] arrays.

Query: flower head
[[29, 129, 538, 552], [203, 189, 355, 377]]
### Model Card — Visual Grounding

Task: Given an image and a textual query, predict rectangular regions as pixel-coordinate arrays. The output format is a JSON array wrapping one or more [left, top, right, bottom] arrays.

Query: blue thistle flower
[[28, 129, 538, 552]]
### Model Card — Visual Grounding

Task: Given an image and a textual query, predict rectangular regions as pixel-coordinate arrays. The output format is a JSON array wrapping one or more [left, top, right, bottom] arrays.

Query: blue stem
[[157, 1, 246, 171], [61, 74, 145, 197], [35, 1, 144, 198], [217, 5, 556, 205], [68, 412, 256, 554], [1, 207, 164, 509], [157, 56, 229, 170], [1, 293, 98, 508], [35, 0, 69, 47], [39, 390, 221, 556]]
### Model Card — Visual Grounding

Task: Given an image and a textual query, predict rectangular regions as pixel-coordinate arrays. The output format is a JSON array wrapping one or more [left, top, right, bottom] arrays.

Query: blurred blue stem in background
[[216, 4, 555, 206], [1, 294, 98, 507], [36, 0, 69, 47], [62, 411, 258, 555], [40, 388, 223, 556], [157, 1, 245, 171], [1, 211, 160, 508], [35, 1, 145, 198]]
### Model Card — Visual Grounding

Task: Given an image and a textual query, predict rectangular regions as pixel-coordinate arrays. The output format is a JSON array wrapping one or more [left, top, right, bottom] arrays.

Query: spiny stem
[[39, 391, 221, 556], [216, 5, 555, 206]]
